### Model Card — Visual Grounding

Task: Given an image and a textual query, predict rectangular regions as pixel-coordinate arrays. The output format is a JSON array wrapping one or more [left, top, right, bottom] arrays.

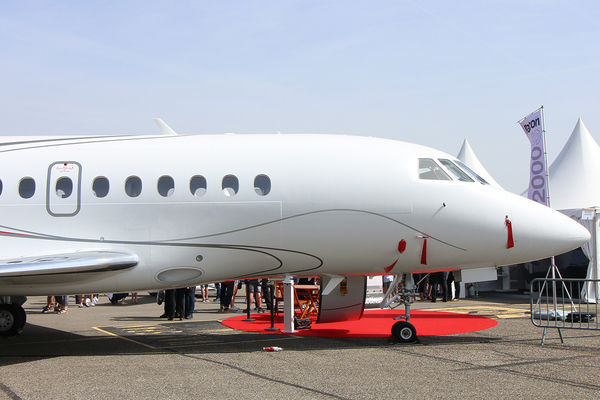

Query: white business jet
[[0, 120, 590, 339]]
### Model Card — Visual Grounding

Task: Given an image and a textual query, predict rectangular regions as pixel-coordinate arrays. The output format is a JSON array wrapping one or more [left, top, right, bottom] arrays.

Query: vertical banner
[[519, 108, 548, 206]]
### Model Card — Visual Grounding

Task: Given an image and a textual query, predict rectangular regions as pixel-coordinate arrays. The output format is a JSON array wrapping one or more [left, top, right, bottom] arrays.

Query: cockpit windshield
[[418, 158, 451, 180], [419, 157, 491, 185], [438, 159, 474, 182], [454, 160, 490, 185]]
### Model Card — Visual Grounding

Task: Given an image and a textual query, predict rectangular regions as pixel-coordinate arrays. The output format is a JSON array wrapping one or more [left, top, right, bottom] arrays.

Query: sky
[[1, 0, 599, 193]]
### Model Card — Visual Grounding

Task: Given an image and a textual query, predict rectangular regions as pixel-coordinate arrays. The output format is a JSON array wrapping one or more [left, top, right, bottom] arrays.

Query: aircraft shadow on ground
[[0, 319, 507, 368]]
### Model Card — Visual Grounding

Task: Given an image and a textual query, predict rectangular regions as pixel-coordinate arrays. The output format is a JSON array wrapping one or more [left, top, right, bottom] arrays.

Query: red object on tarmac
[[263, 346, 282, 352]]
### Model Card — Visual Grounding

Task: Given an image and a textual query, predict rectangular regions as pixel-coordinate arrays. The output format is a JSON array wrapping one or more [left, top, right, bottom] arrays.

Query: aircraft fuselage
[[0, 133, 590, 295]]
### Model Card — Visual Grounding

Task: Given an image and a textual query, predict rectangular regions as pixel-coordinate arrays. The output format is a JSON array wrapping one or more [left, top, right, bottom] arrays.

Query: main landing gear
[[0, 297, 26, 337], [381, 274, 422, 344]]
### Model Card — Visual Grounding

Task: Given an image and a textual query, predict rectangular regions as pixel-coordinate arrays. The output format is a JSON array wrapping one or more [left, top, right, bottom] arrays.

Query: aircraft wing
[[0, 251, 139, 278]]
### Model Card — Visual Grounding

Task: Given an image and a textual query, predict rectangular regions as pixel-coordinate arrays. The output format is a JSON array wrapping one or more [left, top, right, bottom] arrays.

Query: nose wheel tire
[[391, 321, 417, 343], [0, 303, 25, 337]]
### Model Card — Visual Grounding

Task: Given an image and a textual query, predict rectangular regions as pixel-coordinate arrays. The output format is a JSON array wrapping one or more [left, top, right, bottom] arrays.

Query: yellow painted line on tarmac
[[92, 326, 158, 349], [115, 324, 157, 328]]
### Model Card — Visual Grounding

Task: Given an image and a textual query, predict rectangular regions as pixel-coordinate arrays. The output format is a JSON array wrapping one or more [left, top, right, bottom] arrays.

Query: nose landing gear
[[381, 273, 423, 344]]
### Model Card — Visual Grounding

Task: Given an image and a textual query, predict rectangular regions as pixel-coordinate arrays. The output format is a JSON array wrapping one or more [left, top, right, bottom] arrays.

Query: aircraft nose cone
[[553, 217, 591, 253], [506, 197, 590, 264], [561, 212, 592, 248]]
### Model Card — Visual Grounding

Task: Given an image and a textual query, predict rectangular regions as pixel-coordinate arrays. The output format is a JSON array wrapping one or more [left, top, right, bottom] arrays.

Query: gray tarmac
[[1, 292, 600, 399]]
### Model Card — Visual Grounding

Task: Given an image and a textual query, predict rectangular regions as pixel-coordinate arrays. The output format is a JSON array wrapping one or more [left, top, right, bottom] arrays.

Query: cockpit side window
[[454, 160, 490, 185], [438, 159, 474, 182], [419, 158, 452, 181]]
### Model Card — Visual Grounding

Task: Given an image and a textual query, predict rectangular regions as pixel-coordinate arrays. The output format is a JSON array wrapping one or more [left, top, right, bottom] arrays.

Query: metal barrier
[[530, 278, 599, 344]]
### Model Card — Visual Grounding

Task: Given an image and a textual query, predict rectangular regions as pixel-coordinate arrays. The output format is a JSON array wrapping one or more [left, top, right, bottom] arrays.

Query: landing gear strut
[[0, 297, 26, 337], [381, 273, 422, 344]]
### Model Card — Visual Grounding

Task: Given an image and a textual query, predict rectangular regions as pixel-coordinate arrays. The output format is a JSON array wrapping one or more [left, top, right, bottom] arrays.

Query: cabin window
[[454, 160, 490, 185], [19, 177, 36, 199], [158, 176, 175, 197], [438, 159, 474, 182], [92, 177, 110, 198], [190, 175, 207, 197], [418, 159, 451, 181], [222, 175, 239, 196], [254, 175, 271, 196], [125, 176, 142, 197], [0, 179, 3, 196], [55, 177, 74, 198]]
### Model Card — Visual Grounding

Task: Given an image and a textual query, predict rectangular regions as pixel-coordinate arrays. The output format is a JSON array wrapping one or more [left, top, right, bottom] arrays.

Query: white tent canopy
[[456, 139, 503, 189], [548, 118, 600, 210], [548, 119, 600, 302]]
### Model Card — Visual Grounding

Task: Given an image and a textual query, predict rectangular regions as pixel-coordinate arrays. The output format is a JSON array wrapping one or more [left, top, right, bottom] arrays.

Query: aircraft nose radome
[[508, 198, 590, 264], [565, 217, 592, 248], [551, 213, 591, 250]]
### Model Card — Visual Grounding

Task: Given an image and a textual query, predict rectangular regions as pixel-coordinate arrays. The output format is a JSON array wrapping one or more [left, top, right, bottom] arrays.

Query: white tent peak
[[456, 139, 503, 189], [549, 118, 600, 210]]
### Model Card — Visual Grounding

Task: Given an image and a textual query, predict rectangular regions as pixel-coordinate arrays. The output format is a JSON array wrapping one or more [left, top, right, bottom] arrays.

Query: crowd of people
[[156, 279, 274, 317], [412, 272, 460, 302], [40, 274, 463, 317], [41, 293, 130, 314], [41, 279, 274, 318]]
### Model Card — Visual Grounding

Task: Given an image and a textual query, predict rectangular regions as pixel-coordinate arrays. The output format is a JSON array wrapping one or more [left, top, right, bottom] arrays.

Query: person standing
[[185, 287, 195, 319], [55, 295, 68, 314], [219, 281, 235, 313], [261, 278, 271, 310], [175, 287, 186, 320], [213, 282, 221, 302], [164, 289, 175, 320], [447, 271, 460, 301], [243, 279, 263, 313], [229, 281, 240, 311], [42, 296, 55, 313], [428, 272, 448, 302], [201, 284, 209, 302]]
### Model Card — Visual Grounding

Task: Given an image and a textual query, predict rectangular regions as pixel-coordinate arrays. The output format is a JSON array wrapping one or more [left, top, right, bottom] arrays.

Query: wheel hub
[[399, 327, 413, 340], [0, 310, 14, 331]]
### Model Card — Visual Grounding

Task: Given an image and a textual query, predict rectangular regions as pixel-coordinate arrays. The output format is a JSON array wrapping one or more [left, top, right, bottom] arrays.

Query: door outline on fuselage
[[46, 161, 82, 217]]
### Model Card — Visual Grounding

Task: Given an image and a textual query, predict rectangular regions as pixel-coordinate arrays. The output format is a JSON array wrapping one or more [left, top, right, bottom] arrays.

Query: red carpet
[[222, 309, 498, 337]]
